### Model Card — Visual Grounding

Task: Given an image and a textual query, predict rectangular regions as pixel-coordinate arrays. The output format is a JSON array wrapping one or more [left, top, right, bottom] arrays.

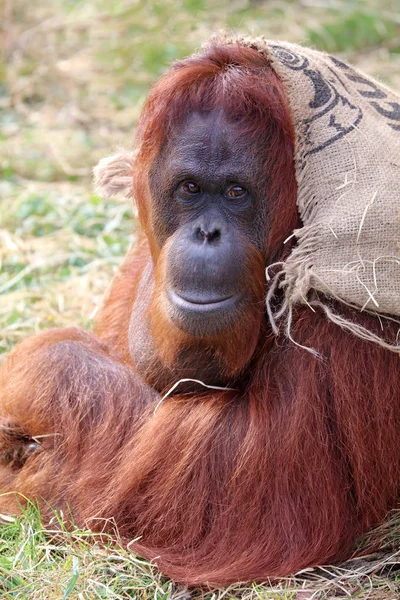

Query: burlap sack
[[95, 35, 400, 352], [211, 34, 400, 352]]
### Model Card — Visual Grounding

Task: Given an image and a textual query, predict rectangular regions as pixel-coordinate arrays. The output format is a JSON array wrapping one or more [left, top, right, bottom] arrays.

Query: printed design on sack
[[271, 45, 363, 156], [331, 55, 400, 132]]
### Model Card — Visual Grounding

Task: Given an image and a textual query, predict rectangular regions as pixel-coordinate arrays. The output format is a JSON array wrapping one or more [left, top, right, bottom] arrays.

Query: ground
[[1, 0, 400, 598]]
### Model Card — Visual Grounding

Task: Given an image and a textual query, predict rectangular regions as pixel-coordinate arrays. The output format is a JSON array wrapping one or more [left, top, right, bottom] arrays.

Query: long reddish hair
[[91, 305, 400, 585], [95, 43, 400, 582], [1, 42, 399, 586]]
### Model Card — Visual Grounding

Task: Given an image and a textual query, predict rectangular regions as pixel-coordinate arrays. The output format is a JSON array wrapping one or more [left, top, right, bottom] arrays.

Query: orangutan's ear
[[93, 150, 136, 199]]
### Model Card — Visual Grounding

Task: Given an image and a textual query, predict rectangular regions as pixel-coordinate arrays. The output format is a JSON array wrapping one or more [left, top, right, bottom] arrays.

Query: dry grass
[[1, 0, 400, 597]]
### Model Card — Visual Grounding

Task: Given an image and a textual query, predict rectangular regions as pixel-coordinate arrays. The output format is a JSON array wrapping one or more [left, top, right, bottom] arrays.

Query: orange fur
[[1, 42, 399, 586]]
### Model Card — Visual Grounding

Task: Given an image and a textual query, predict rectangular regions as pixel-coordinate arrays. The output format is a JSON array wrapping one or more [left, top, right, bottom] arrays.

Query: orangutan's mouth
[[168, 290, 239, 313]]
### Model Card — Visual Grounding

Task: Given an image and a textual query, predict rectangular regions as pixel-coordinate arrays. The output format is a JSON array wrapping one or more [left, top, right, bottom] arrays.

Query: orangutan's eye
[[226, 185, 247, 199], [180, 181, 201, 195]]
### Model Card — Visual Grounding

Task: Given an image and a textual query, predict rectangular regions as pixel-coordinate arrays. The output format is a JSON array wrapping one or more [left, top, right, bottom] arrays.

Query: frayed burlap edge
[[93, 149, 137, 199]]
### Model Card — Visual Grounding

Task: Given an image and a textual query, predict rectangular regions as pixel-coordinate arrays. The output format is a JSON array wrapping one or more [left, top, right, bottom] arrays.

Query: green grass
[[308, 9, 400, 53], [0, 503, 171, 599], [1, 503, 399, 599], [1, 0, 400, 597]]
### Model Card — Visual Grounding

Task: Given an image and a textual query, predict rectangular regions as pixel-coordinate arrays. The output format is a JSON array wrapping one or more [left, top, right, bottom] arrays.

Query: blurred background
[[1, 0, 400, 354]]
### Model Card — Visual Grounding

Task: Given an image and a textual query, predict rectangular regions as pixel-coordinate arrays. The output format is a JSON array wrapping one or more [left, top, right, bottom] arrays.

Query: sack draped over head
[[95, 34, 400, 352], [210, 34, 400, 352]]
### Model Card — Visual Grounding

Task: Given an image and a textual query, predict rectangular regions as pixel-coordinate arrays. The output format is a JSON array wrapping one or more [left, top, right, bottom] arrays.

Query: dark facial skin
[[149, 109, 269, 338]]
